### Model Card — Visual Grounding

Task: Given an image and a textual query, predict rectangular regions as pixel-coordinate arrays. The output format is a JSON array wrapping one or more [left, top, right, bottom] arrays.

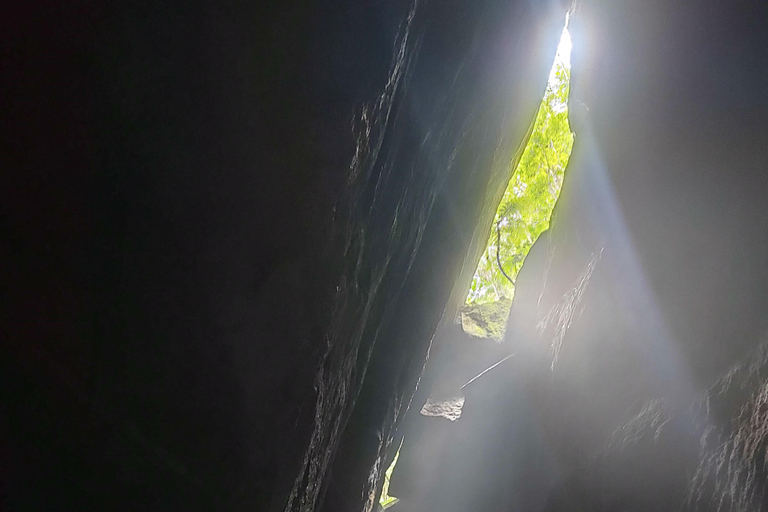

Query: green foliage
[[467, 64, 573, 305], [379, 444, 401, 509]]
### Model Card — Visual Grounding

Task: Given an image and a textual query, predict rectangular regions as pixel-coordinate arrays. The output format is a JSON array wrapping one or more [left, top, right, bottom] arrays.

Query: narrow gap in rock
[[379, 16, 574, 510], [461, 17, 574, 342]]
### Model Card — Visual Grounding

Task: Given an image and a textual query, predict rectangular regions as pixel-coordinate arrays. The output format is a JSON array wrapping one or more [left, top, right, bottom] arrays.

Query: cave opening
[[378, 16, 574, 510], [460, 17, 574, 342]]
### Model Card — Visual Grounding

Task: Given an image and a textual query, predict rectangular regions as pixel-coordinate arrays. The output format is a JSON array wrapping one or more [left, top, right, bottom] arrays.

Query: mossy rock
[[460, 298, 512, 341]]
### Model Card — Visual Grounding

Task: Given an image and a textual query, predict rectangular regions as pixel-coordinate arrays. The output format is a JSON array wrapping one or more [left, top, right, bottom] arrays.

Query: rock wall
[[2, 1, 413, 509]]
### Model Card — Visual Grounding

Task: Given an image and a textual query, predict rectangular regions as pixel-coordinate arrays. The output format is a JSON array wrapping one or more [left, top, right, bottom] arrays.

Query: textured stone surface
[[420, 396, 465, 422]]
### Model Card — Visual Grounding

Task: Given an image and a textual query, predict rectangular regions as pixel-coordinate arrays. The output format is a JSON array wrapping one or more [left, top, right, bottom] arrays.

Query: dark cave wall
[[3, 0, 409, 509]]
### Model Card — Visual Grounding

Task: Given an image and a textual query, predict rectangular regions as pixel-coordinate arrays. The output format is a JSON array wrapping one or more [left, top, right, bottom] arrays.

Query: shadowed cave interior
[[3, 1, 768, 512]]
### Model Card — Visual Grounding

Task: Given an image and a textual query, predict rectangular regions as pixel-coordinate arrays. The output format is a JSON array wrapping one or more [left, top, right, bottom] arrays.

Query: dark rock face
[[2, 0, 406, 509], [4, 0, 768, 512]]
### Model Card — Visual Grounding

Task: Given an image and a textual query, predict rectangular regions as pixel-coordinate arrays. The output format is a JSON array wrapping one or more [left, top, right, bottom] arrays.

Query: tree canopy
[[466, 63, 573, 305]]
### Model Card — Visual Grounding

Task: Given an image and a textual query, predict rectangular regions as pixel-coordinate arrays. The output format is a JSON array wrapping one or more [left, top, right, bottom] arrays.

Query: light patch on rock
[[420, 396, 466, 421]]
